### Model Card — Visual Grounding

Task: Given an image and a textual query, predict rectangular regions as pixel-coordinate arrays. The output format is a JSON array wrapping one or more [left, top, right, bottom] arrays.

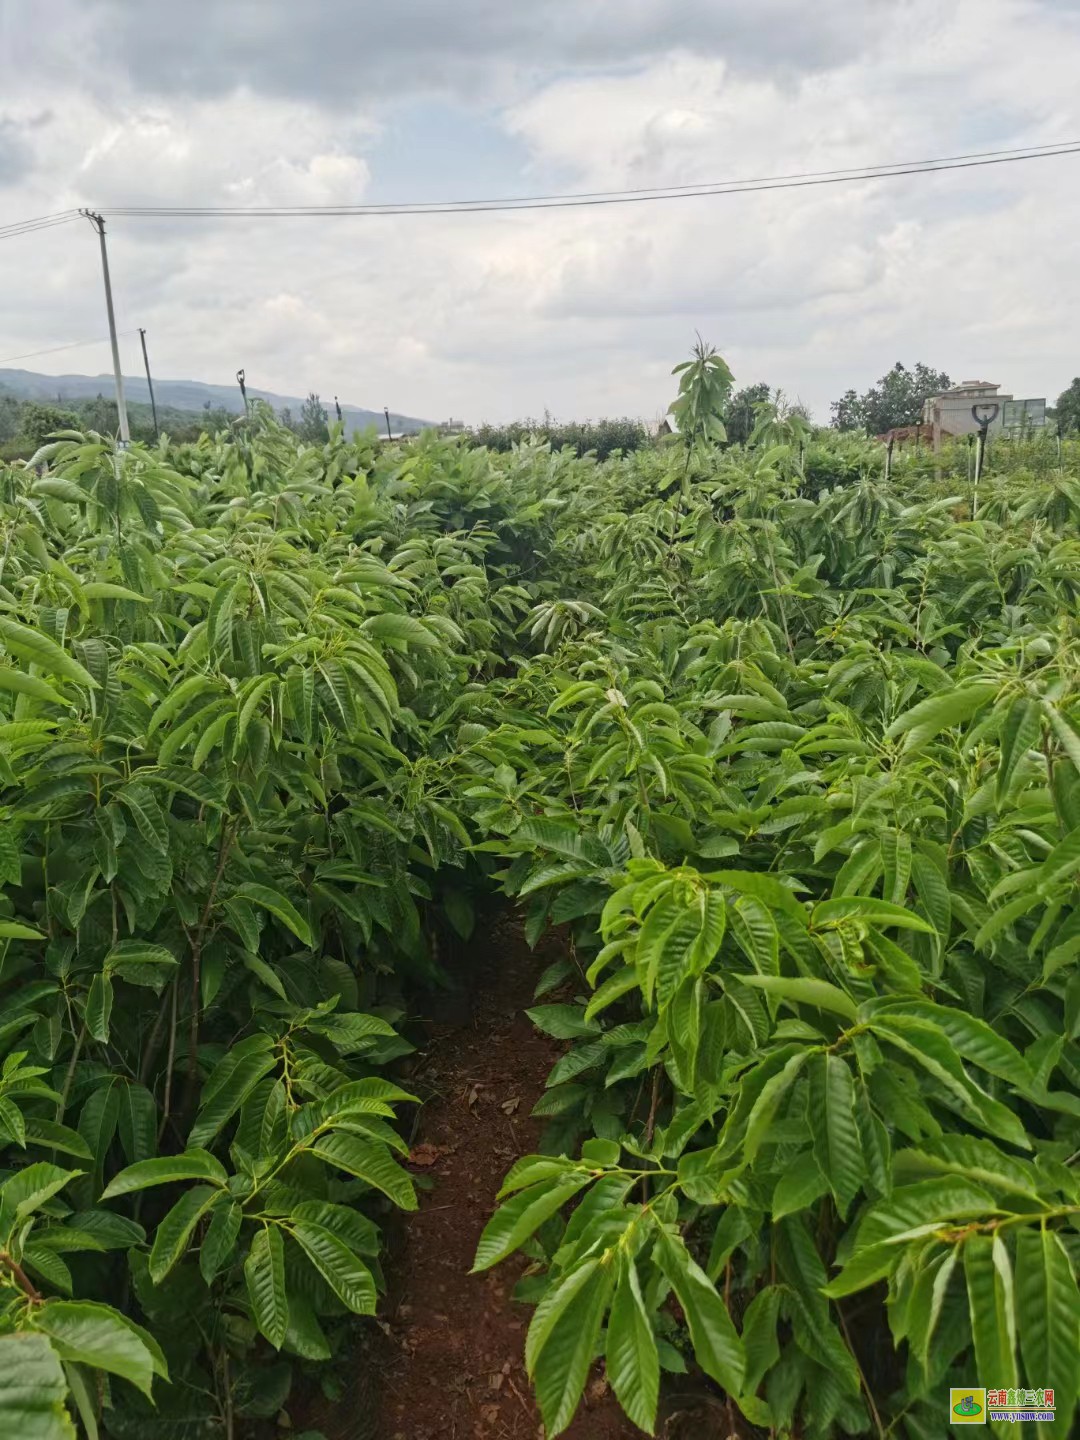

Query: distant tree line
[[465, 415, 649, 460], [0, 391, 236, 458]]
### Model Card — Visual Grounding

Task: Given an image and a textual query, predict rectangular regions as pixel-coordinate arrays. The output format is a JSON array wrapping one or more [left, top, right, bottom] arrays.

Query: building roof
[[946, 380, 1000, 392]]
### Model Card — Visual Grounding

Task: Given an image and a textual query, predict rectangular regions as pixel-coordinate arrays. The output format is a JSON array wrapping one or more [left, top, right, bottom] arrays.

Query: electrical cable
[[3, 139, 1079, 239], [0, 210, 81, 240], [93, 138, 1080, 218], [0, 330, 140, 366]]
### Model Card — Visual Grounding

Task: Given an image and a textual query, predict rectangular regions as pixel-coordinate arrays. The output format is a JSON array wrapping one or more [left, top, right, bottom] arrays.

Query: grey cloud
[[84, 0, 898, 106], [0, 118, 33, 186]]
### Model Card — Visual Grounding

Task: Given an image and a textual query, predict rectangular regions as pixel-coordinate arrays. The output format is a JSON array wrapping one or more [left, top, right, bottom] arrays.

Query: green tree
[[669, 336, 734, 448], [298, 392, 330, 445], [724, 382, 771, 446], [831, 361, 950, 434], [0, 394, 21, 445], [1056, 377, 1080, 435], [18, 401, 79, 449]]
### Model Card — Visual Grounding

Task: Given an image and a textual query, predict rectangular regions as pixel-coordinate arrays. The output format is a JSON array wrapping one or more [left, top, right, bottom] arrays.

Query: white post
[[84, 211, 131, 446]]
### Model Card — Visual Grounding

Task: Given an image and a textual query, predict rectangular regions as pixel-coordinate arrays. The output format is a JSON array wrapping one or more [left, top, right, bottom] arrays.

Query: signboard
[[1002, 398, 1046, 433]]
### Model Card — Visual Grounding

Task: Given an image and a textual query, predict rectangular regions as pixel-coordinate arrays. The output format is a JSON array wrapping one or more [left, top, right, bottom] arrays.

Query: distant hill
[[0, 368, 429, 437]]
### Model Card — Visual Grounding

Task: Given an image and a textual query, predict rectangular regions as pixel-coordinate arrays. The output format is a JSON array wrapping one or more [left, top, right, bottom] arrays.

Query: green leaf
[[964, 1234, 1017, 1404], [116, 1084, 157, 1166], [360, 612, 440, 648], [809, 1054, 864, 1217], [290, 1221, 377, 1314], [654, 1229, 744, 1395], [233, 882, 313, 947], [85, 974, 112, 1045], [472, 1175, 592, 1272], [823, 1241, 901, 1298], [310, 1133, 417, 1211], [0, 1332, 77, 1439], [743, 1049, 810, 1161], [885, 681, 996, 752], [34, 1299, 157, 1398], [103, 941, 178, 987], [245, 1226, 289, 1348], [728, 894, 779, 975], [771, 1150, 829, 1220], [0, 1163, 83, 1226], [187, 1044, 278, 1148], [741, 1285, 781, 1394], [80, 583, 149, 604], [1014, 1224, 1079, 1428], [21, 1119, 92, 1161], [0, 669, 65, 706], [200, 1201, 242, 1284], [0, 1095, 26, 1147], [526, 1004, 598, 1039], [996, 697, 1042, 804], [147, 1186, 222, 1283], [869, 1000, 1032, 1090], [0, 919, 46, 940], [708, 870, 808, 923], [101, 1149, 227, 1199], [0, 618, 99, 690], [812, 896, 934, 934], [606, 1253, 659, 1434], [530, 1260, 615, 1438], [737, 973, 858, 1021], [116, 785, 169, 855]]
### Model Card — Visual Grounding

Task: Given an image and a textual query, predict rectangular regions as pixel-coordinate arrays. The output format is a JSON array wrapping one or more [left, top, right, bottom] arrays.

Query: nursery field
[[0, 390, 1078, 1440]]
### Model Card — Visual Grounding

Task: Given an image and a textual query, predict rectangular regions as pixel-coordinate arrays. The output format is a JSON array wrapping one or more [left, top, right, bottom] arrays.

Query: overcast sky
[[0, 0, 1078, 424]]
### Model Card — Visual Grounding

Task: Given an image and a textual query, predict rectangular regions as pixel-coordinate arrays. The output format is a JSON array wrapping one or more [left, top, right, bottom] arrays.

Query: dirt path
[[373, 914, 640, 1440]]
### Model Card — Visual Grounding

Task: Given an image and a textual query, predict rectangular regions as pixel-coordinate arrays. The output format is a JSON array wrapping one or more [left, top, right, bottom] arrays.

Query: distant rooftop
[[947, 380, 1000, 392]]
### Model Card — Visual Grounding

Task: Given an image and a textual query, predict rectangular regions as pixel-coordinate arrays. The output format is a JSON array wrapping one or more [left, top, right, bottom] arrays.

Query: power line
[[0, 330, 140, 366], [0, 210, 81, 241], [3, 139, 1078, 240], [93, 139, 1080, 219]]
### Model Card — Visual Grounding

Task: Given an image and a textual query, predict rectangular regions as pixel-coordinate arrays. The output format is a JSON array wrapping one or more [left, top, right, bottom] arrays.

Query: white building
[[923, 381, 1046, 443]]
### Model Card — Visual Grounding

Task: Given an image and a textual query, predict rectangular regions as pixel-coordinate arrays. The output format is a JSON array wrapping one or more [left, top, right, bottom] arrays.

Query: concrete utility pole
[[384, 406, 393, 440], [138, 328, 159, 439], [81, 210, 130, 445]]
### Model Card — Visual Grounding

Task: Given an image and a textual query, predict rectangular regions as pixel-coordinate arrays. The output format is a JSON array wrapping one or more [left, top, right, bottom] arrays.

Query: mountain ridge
[[0, 367, 429, 435]]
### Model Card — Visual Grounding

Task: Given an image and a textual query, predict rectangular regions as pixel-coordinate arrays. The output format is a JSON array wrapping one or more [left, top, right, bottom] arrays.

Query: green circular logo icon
[[953, 1396, 983, 1417]]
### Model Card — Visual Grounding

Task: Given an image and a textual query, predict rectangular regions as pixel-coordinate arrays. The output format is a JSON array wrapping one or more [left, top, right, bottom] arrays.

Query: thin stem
[[0, 1251, 42, 1302], [837, 1302, 886, 1440], [56, 1023, 86, 1126], [157, 979, 179, 1144]]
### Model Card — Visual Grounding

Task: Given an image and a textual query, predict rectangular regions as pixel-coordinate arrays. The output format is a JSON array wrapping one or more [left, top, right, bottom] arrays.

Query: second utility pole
[[81, 210, 131, 446], [139, 328, 159, 439]]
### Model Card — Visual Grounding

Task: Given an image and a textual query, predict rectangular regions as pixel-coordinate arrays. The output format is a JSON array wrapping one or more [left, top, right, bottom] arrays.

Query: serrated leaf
[[245, 1226, 289, 1348], [1014, 1225, 1079, 1428], [0, 618, 99, 690], [290, 1221, 377, 1314], [101, 1149, 226, 1199], [34, 1299, 157, 1398], [654, 1229, 744, 1395], [233, 882, 313, 947], [200, 1201, 242, 1284], [473, 1175, 592, 1272], [531, 1260, 615, 1438], [148, 1186, 222, 1283], [0, 1332, 77, 1439], [605, 1253, 659, 1433], [310, 1132, 417, 1210]]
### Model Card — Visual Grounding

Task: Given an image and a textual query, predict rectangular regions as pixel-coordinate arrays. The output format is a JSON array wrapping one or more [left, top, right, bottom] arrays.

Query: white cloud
[[0, 0, 1078, 422]]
